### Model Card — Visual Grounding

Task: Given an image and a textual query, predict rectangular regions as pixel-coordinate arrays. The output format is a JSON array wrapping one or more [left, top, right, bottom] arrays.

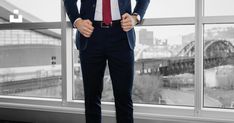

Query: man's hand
[[121, 13, 138, 32], [75, 19, 94, 38]]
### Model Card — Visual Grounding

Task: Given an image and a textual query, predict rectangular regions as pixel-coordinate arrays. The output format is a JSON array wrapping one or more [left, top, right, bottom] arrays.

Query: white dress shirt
[[73, 0, 122, 27], [94, 0, 121, 21]]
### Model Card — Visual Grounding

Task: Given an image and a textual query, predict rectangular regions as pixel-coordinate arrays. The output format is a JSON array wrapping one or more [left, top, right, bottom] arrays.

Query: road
[[160, 88, 222, 107]]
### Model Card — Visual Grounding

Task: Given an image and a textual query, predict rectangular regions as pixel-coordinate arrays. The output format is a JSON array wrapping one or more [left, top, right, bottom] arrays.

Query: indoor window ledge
[[134, 112, 234, 123], [1, 99, 234, 123]]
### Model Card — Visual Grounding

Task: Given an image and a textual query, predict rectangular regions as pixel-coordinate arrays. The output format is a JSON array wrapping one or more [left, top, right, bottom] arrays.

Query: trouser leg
[[80, 50, 106, 123], [107, 48, 134, 123]]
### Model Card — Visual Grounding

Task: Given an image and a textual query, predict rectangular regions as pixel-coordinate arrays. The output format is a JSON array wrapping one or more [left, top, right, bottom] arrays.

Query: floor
[[0, 120, 31, 123]]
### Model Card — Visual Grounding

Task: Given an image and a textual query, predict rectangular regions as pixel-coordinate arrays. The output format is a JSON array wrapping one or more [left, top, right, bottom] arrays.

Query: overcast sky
[[4, 0, 234, 45], [6, 0, 234, 21], [6, 0, 61, 22]]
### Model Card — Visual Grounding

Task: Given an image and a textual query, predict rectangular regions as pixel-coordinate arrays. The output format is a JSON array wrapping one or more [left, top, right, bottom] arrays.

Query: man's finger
[[122, 16, 131, 22], [85, 20, 94, 30], [80, 28, 92, 37], [83, 23, 94, 31], [83, 31, 92, 36], [122, 26, 132, 30], [83, 21, 94, 31], [86, 19, 93, 25], [83, 30, 92, 36], [122, 24, 132, 29], [121, 19, 130, 24], [82, 30, 92, 37], [121, 17, 132, 24], [86, 24, 94, 31], [123, 28, 130, 32], [82, 26, 92, 33], [122, 25, 132, 28], [83, 33, 91, 38], [122, 13, 130, 20], [121, 22, 132, 27], [83, 27, 93, 34]]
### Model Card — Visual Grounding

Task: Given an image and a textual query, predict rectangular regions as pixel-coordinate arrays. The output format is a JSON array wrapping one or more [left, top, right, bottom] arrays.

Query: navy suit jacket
[[64, 0, 150, 50]]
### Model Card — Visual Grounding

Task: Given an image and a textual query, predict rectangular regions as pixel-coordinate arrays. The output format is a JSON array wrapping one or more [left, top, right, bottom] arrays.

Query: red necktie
[[103, 0, 112, 25]]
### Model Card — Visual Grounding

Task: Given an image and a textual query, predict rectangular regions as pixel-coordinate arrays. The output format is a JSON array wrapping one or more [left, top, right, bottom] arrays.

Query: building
[[139, 28, 154, 46]]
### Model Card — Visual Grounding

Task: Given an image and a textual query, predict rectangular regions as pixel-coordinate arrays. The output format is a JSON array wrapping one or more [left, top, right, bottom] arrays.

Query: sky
[[4, 0, 234, 45], [6, 0, 234, 21], [6, 0, 61, 22]]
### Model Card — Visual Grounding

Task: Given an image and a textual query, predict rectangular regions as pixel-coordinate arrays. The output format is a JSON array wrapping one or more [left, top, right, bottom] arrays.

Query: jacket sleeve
[[63, 0, 80, 25], [133, 0, 150, 21]]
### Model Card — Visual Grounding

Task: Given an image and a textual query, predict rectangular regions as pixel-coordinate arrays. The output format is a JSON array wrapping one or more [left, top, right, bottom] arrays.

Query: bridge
[[136, 40, 234, 76]]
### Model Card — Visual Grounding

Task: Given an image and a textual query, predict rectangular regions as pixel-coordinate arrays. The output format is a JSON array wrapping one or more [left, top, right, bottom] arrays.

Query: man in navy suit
[[64, 0, 149, 123]]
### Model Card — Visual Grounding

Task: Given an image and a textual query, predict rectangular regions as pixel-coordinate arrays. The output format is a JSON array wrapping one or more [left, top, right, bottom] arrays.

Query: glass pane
[[204, 24, 234, 109], [73, 25, 196, 106], [131, 0, 195, 18], [205, 0, 234, 16], [0, 29, 62, 98], [0, 0, 61, 23]]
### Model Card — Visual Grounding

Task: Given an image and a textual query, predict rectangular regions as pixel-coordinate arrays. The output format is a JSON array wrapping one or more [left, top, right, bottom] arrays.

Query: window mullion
[[194, 0, 204, 116], [0, 22, 61, 30], [141, 17, 195, 26], [61, 0, 73, 105], [203, 16, 234, 24]]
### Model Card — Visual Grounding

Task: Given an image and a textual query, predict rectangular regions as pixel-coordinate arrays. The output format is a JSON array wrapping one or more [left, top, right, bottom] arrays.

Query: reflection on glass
[[0, 0, 61, 23], [205, 0, 234, 16], [131, 0, 195, 18], [0, 29, 62, 98], [204, 24, 234, 109], [73, 25, 196, 106]]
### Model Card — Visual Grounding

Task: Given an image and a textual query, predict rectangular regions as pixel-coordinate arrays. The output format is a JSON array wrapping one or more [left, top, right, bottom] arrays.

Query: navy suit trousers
[[79, 25, 134, 123]]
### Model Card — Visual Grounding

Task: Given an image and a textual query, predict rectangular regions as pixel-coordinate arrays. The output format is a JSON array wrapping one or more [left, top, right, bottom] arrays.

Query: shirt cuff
[[73, 18, 82, 28]]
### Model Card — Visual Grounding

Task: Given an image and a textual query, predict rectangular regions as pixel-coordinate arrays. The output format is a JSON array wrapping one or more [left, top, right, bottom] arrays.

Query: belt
[[93, 20, 121, 28]]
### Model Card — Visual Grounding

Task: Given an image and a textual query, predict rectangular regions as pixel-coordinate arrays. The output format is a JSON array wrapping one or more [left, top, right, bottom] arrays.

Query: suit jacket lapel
[[118, 0, 124, 14]]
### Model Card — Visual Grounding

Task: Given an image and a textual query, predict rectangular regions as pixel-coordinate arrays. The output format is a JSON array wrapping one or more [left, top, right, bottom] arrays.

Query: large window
[[73, 26, 196, 107], [1, 0, 234, 122], [202, 0, 234, 112], [203, 24, 234, 109], [0, 0, 62, 99], [0, 29, 62, 98], [134, 26, 195, 106]]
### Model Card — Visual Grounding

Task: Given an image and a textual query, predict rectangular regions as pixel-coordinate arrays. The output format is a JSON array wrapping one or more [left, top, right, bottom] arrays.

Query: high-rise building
[[139, 29, 154, 46]]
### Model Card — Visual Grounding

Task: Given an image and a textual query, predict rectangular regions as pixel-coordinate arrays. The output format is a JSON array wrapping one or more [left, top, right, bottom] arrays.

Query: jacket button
[[92, 4, 95, 8]]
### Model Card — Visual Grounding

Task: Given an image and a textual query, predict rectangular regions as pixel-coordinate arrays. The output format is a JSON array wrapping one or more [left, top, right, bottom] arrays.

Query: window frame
[[0, 0, 234, 122]]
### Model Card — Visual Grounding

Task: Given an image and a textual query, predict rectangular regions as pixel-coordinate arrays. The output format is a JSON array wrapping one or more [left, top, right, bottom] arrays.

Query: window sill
[[0, 99, 234, 123]]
